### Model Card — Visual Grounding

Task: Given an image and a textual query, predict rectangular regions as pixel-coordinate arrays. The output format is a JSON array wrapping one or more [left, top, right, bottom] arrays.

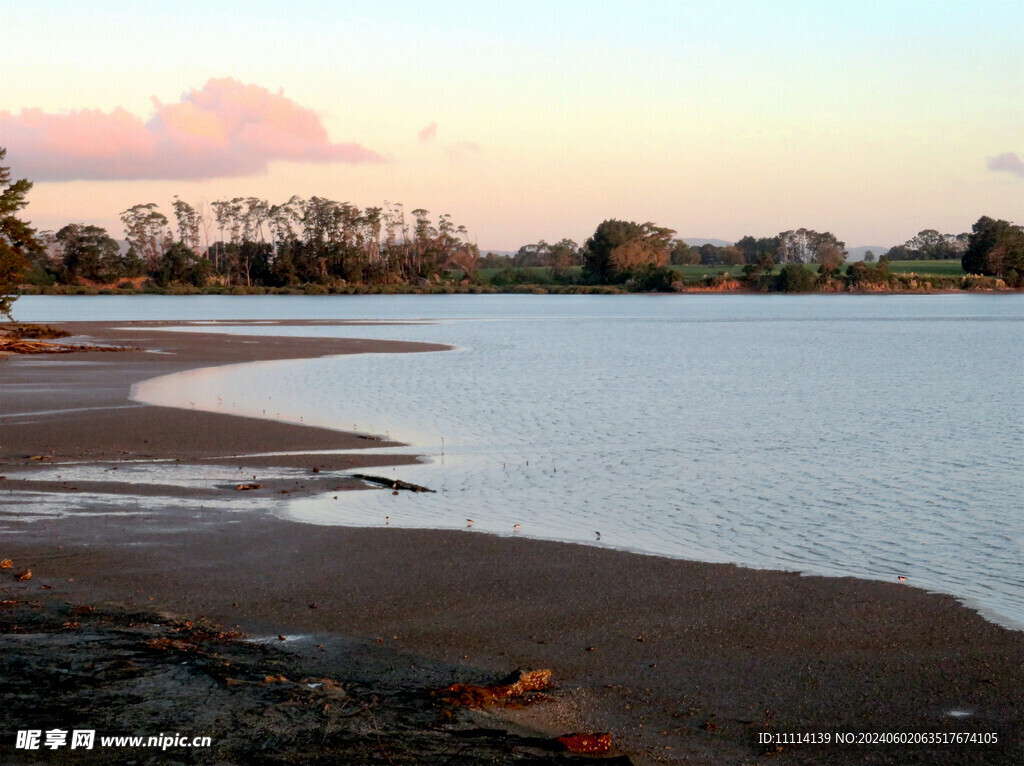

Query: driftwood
[[0, 337, 135, 355], [352, 474, 435, 493]]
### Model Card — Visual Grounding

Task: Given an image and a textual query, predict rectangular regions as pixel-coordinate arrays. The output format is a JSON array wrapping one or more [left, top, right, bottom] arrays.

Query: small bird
[[595, 531, 601, 540], [466, 519, 474, 527], [897, 576, 907, 582], [385, 516, 390, 525], [513, 524, 520, 533]]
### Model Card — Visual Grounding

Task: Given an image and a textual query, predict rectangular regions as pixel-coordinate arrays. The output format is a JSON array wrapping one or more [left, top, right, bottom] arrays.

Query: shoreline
[[14, 283, 1024, 298], [2, 322, 1023, 764]]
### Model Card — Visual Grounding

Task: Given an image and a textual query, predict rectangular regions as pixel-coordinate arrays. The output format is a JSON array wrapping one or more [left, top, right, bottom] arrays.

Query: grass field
[[882, 260, 965, 276]]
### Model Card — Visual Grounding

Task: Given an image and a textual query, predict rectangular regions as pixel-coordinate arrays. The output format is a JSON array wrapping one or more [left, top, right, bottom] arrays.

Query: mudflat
[[1, 321, 1021, 765]]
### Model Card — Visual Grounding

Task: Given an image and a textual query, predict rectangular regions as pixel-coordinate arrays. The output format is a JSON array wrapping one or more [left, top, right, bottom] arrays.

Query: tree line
[[23, 195, 481, 290], [1, 144, 1022, 313], [569, 217, 1022, 290]]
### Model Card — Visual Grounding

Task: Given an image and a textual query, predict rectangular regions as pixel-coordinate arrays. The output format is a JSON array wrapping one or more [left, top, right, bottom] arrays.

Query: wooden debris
[[235, 483, 263, 491], [435, 669, 552, 707], [0, 337, 134, 355], [556, 732, 612, 754], [5, 324, 70, 340], [352, 474, 435, 493]]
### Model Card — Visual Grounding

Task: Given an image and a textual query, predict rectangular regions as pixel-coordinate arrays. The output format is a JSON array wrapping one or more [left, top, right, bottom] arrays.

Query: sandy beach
[[1, 321, 1022, 765]]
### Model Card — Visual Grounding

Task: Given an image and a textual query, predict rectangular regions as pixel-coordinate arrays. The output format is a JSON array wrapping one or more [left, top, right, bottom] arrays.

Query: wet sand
[[1, 321, 1022, 764]]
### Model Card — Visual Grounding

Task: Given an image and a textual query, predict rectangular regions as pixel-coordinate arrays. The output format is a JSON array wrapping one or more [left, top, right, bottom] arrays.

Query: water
[[12, 294, 1024, 628]]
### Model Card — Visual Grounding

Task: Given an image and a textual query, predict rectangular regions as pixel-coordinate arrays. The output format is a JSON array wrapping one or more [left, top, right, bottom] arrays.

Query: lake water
[[12, 294, 1024, 629]]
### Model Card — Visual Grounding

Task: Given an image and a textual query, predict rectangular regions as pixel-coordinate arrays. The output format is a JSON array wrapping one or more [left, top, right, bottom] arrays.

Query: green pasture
[[882, 260, 964, 276]]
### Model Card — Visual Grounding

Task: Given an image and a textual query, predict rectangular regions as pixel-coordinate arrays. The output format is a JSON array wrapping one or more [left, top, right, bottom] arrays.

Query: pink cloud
[[987, 152, 1024, 178], [0, 78, 382, 181], [417, 121, 438, 143]]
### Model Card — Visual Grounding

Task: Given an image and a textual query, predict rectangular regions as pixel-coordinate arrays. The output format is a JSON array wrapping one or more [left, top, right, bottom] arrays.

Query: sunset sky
[[3, 0, 1022, 250]]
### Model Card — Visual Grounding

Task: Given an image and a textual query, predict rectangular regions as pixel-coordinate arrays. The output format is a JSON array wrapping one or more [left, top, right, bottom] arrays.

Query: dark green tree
[[56, 223, 121, 282], [735, 235, 780, 264], [776, 263, 815, 292], [698, 243, 722, 265], [153, 242, 211, 287], [625, 264, 678, 292], [0, 148, 41, 320], [896, 229, 969, 260], [962, 216, 1024, 284], [670, 240, 699, 265]]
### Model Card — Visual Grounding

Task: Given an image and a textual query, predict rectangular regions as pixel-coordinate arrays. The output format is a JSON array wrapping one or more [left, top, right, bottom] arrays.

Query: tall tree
[[777, 229, 846, 264], [120, 203, 171, 273], [170, 197, 203, 254], [0, 147, 41, 320], [210, 198, 245, 282]]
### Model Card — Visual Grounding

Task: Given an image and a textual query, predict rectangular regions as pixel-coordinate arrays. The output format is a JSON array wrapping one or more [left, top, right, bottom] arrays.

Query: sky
[[2, 0, 1022, 250]]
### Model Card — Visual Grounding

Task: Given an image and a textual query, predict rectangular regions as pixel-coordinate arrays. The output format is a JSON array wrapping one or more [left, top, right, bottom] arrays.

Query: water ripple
[[124, 295, 1024, 630]]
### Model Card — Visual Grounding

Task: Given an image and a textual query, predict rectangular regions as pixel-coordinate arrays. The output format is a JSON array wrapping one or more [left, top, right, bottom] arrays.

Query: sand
[[1, 321, 1021, 765]]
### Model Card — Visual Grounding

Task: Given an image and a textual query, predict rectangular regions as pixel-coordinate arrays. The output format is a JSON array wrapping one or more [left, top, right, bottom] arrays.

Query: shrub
[[776, 264, 816, 292], [624, 265, 678, 292]]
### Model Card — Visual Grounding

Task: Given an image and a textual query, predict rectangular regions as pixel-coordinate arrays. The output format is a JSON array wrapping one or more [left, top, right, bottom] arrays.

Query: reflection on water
[[23, 294, 1024, 629]]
